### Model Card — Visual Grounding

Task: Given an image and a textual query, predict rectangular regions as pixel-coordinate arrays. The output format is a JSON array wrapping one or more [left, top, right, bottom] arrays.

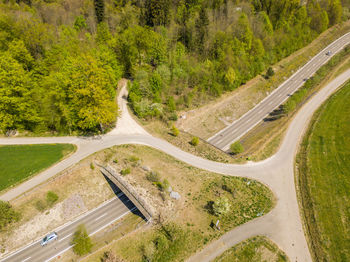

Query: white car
[[41, 232, 58, 246]]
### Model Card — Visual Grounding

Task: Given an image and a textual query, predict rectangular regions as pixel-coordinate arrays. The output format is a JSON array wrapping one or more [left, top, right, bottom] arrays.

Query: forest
[[0, 0, 347, 134]]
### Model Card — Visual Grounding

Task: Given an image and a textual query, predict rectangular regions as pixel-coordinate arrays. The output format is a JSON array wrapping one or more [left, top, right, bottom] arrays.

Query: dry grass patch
[[72, 144, 274, 262]]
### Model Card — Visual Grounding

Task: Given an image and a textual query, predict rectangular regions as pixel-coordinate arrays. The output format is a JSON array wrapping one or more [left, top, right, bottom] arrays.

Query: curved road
[[1, 56, 350, 260], [208, 32, 350, 151]]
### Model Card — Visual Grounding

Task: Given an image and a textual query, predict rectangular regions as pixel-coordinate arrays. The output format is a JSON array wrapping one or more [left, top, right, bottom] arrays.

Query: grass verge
[[0, 144, 75, 192], [213, 236, 289, 262], [296, 82, 350, 261]]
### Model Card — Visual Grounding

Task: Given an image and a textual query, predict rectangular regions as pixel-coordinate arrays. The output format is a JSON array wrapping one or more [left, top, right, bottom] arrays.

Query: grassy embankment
[[296, 82, 350, 261], [0, 144, 75, 192], [140, 22, 350, 164], [68, 145, 274, 262], [213, 236, 288, 262]]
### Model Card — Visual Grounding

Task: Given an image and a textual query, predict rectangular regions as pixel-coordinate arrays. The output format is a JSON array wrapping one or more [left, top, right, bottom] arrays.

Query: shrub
[[266, 67, 275, 78], [113, 159, 118, 163], [171, 125, 179, 137], [120, 168, 131, 175], [101, 250, 124, 262], [35, 200, 47, 212], [0, 201, 20, 230], [46, 191, 59, 206], [212, 197, 230, 216], [230, 141, 244, 155], [146, 171, 160, 182], [129, 156, 139, 162], [190, 136, 199, 146], [90, 162, 95, 170], [72, 225, 93, 256], [162, 179, 170, 191]]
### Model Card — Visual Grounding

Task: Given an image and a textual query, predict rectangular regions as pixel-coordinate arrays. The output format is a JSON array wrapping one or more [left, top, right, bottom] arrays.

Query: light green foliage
[[191, 136, 199, 146], [146, 171, 160, 183], [0, 144, 75, 191], [72, 225, 93, 256], [230, 142, 244, 155], [0, 201, 20, 230], [120, 168, 131, 175], [213, 236, 288, 262], [0, 0, 344, 131], [46, 191, 59, 206], [212, 197, 230, 216], [171, 125, 179, 137]]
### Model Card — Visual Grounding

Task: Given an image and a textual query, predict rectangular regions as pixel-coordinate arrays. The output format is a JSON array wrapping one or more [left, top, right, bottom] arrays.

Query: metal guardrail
[[99, 165, 153, 222]]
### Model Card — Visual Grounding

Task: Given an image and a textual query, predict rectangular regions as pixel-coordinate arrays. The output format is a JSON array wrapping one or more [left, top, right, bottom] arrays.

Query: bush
[[46, 191, 59, 206], [171, 125, 179, 137], [101, 250, 124, 262], [0, 201, 20, 230], [90, 162, 95, 170], [266, 67, 275, 78], [72, 225, 93, 256], [146, 171, 160, 182], [190, 136, 199, 146], [113, 159, 118, 164], [120, 168, 131, 175], [212, 197, 230, 216], [129, 156, 139, 162], [35, 200, 47, 212], [230, 141, 244, 155]]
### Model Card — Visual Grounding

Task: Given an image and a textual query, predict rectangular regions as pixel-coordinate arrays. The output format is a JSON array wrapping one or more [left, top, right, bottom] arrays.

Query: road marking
[[22, 257, 31, 262], [58, 233, 72, 242], [245, 119, 252, 123], [258, 109, 263, 114], [94, 213, 108, 221], [268, 101, 273, 105]]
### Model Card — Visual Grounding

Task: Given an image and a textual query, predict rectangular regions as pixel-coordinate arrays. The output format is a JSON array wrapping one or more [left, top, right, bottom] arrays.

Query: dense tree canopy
[[0, 0, 347, 133]]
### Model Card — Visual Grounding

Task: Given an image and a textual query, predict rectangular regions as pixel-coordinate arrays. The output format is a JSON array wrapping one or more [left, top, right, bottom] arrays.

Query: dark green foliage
[[46, 191, 59, 206], [0, 201, 20, 230], [94, 0, 105, 23], [266, 67, 275, 78], [144, 0, 170, 27], [230, 142, 244, 155], [72, 225, 93, 256]]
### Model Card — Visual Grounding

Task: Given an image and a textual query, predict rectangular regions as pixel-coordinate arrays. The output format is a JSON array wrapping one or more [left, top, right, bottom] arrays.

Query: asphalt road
[[1, 68, 350, 261], [208, 32, 350, 151], [1, 194, 136, 262]]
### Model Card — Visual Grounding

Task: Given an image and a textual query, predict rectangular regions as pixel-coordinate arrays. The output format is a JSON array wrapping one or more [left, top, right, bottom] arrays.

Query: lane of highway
[[208, 32, 350, 151], [1, 194, 136, 262]]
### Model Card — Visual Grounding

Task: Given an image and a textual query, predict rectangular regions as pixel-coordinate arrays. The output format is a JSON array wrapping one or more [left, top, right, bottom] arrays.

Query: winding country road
[[1, 59, 350, 260]]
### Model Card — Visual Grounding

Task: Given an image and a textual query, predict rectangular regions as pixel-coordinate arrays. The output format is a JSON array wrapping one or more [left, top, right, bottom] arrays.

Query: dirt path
[[1, 70, 350, 261]]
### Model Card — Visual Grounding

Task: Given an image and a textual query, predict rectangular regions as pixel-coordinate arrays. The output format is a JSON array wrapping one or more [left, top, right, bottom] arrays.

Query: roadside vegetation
[[213, 236, 288, 262], [229, 44, 350, 162], [79, 145, 274, 262], [0, 144, 75, 192], [72, 225, 93, 256], [0, 0, 346, 135], [296, 82, 350, 261], [0, 201, 20, 231]]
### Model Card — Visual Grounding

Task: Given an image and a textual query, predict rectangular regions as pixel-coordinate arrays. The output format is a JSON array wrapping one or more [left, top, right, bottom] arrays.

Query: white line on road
[[58, 233, 72, 242], [258, 110, 263, 114], [22, 257, 31, 262], [94, 213, 108, 221]]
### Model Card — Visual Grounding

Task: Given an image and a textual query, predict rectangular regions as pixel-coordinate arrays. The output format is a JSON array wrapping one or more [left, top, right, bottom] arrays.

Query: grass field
[[296, 82, 350, 261], [0, 144, 75, 192], [213, 236, 288, 262]]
